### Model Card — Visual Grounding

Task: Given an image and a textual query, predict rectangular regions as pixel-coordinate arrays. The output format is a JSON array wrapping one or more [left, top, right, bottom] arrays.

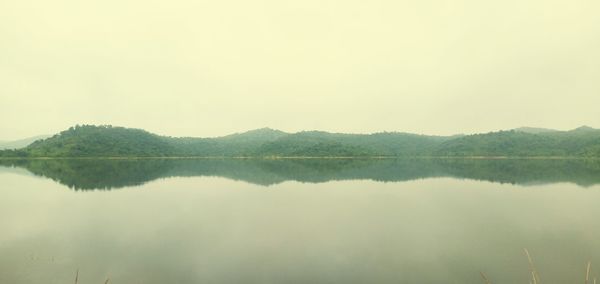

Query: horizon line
[[3, 124, 596, 141]]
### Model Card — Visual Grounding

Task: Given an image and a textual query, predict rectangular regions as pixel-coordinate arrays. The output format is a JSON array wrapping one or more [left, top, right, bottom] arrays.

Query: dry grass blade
[[524, 248, 541, 284], [586, 261, 591, 284], [480, 271, 492, 284]]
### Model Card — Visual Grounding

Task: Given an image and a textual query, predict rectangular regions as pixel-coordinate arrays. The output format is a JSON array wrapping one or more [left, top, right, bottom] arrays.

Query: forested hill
[[0, 125, 599, 157]]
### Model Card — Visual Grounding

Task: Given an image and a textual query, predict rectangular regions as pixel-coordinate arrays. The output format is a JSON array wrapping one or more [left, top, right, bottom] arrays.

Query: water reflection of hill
[[1, 158, 600, 190]]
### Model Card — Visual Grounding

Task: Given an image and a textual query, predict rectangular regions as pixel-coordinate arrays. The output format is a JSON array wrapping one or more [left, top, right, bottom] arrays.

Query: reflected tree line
[[1, 158, 600, 190]]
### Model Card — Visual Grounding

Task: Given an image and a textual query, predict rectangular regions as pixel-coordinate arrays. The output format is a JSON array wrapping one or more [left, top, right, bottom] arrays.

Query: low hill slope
[[434, 128, 600, 157], [25, 125, 175, 157], [1, 125, 599, 158], [254, 131, 449, 157]]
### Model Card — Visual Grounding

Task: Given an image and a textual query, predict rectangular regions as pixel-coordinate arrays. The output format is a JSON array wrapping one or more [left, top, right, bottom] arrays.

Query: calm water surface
[[1, 158, 599, 283]]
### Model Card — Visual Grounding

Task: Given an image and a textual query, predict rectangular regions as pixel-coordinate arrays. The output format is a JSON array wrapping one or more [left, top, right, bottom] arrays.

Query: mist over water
[[1, 159, 599, 283]]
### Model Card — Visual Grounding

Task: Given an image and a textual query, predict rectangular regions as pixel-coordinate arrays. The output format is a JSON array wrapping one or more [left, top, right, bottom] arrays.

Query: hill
[[0, 125, 599, 158], [434, 127, 600, 157], [24, 125, 175, 157], [253, 131, 451, 157]]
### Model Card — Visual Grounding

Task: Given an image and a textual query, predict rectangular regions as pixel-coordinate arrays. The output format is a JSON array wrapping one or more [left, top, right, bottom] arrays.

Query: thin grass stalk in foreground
[[586, 261, 592, 284], [480, 271, 492, 284], [524, 248, 541, 284], [74, 269, 79, 284], [480, 253, 595, 283]]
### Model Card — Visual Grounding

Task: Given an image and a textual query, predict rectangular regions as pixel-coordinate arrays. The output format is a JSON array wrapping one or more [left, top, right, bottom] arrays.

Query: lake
[[1, 158, 599, 283]]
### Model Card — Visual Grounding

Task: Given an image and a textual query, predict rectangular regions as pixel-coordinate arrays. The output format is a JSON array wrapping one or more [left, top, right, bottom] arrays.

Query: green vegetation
[[0, 124, 599, 158], [23, 125, 175, 157], [435, 127, 600, 157]]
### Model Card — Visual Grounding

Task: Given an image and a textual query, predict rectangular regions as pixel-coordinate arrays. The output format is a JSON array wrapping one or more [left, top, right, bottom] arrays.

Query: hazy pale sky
[[1, 0, 599, 140]]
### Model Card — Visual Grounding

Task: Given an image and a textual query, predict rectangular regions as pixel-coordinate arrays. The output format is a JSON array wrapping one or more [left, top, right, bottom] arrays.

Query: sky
[[1, 0, 599, 140]]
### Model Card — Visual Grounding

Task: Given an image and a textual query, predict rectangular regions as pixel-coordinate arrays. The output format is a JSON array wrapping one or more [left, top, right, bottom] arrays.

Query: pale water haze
[[1, 0, 600, 139], [1, 158, 600, 283]]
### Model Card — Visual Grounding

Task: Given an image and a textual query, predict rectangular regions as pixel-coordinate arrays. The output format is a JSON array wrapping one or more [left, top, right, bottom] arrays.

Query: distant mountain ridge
[[0, 125, 599, 157], [0, 135, 51, 150]]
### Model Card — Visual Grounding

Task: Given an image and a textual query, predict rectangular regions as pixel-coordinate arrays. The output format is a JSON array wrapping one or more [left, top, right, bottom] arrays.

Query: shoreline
[[1, 156, 599, 160]]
